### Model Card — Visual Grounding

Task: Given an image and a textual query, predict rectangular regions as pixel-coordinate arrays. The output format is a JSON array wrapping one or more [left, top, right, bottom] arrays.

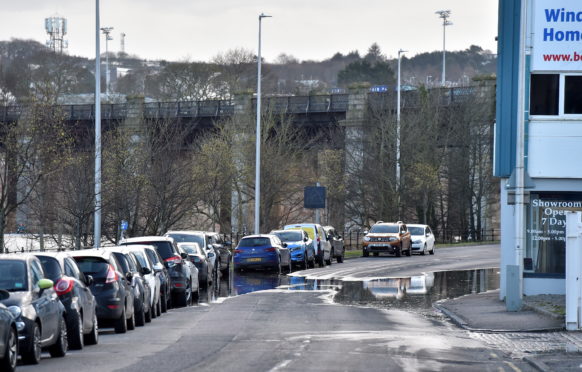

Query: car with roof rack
[[362, 221, 412, 257]]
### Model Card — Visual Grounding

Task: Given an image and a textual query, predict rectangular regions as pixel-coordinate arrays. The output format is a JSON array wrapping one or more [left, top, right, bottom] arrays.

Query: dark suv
[[362, 221, 412, 257], [165, 231, 232, 275], [121, 236, 196, 308]]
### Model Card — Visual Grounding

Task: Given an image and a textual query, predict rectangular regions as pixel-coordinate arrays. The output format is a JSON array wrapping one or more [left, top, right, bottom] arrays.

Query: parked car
[[177, 242, 213, 288], [270, 229, 315, 269], [362, 221, 412, 257], [121, 236, 196, 307], [408, 224, 436, 255], [283, 223, 332, 267], [166, 231, 231, 275], [106, 248, 153, 326], [0, 290, 18, 372], [233, 234, 292, 273], [71, 249, 136, 334], [323, 226, 345, 263], [141, 245, 171, 313], [0, 255, 67, 365], [34, 252, 98, 350], [121, 245, 162, 318]]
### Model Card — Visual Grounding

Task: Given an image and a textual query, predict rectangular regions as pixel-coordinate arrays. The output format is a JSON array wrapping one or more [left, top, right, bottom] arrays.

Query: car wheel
[[406, 244, 412, 256], [287, 258, 292, 273], [363, 250, 369, 257], [68, 310, 84, 350], [302, 253, 309, 270], [145, 303, 152, 323], [395, 245, 402, 257], [192, 288, 199, 305], [135, 304, 145, 327], [373, 252, 379, 257], [127, 309, 136, 330], [0, 326, 18, 372], [22, 322, 41, 365], [114, 307, 127, 334], [325, 249, 333, 265], [430, 244, 435, 255], [420, 244, 427, 256], [48, 316, 68, 358], [161, 291, 168, 313], [337, 250, 344, 263], [84, 313, 98, 345]]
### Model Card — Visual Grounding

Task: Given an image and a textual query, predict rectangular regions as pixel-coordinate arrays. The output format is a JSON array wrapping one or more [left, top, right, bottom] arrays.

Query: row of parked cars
[[232, 223, 345, 272], [361, 221, 436, 257], [0, 230, 233, 371]]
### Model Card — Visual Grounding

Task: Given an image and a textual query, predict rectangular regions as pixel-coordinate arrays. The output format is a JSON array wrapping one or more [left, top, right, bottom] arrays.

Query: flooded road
[[202, 266, 500, 311]]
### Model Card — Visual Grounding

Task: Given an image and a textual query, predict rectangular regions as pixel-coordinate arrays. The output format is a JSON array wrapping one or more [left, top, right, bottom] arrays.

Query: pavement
[[436, 290, 582, 372]]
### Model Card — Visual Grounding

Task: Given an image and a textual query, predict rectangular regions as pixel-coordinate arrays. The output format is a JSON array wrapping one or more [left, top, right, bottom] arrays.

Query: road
[[20, 244, 535, 372]]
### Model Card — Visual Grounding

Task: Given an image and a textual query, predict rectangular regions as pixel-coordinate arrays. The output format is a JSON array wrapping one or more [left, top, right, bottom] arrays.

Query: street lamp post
[[94, 0, 102, 248], [254, 13, 271, 235], [100, 27, 113, 97], [396, 49, 407, 219], [435, 10, 452, 86]]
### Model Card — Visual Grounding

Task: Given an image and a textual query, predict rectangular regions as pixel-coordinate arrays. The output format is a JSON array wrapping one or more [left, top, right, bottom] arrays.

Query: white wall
[[524, 278, 565, 295], [529, 121, 582, 178]]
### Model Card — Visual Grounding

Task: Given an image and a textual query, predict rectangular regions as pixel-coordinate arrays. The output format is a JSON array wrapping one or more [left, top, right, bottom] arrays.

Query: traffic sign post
[[304, 184, 326, 224]]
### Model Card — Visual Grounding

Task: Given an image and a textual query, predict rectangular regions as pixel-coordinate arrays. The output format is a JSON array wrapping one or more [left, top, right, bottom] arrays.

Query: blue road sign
[[120, 220, 128, 231]]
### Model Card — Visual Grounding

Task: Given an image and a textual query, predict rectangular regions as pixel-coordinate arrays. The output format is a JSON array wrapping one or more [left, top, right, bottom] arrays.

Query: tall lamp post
[[94, 0, 102, 248], [254, 13, 271, 235], [435, 10, 452, 86], [396, 49, 407, 219], [100, 27, 113, 97]]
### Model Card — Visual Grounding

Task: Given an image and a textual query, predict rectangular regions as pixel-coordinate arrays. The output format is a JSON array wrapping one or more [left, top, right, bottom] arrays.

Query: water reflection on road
[[198, 268, 499, 310]]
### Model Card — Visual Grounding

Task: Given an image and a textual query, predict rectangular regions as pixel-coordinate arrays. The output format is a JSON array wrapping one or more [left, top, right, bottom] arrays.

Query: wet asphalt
[[18, 244, 537, 372]]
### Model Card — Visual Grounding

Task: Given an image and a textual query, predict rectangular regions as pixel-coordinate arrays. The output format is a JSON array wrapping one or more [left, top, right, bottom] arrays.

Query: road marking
[[268, 359, 292, 372], [504, 361, 522, 372]]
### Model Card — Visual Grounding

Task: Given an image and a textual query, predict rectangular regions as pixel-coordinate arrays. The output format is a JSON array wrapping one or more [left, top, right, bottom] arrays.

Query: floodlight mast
[[435, 10, 452, 86]]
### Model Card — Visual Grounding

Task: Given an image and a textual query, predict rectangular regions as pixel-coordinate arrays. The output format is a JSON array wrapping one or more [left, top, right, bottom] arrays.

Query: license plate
[[247, 258, 262, 262], [370, 244, 387, 247]]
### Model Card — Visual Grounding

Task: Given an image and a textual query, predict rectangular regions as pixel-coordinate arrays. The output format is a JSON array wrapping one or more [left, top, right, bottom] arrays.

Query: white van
[[283, 223, 332, 267]]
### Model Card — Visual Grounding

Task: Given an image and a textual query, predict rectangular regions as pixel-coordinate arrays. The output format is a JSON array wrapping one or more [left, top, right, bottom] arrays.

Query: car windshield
[[125, 241, 175, 260], [273, 231, 302, 242], [167, 234, 205, 247], [408, 227, 425, 235], [370, 224, 399, 233], [238, 238, 270, 247], [73, 257, 110, 279], [180, 244, 202, 255], [0, 260, 28, 291], [37, 256, 63, 282]]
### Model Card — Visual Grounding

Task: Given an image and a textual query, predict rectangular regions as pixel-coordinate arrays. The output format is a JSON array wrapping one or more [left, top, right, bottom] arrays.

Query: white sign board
[[532, 0, 582, 71]]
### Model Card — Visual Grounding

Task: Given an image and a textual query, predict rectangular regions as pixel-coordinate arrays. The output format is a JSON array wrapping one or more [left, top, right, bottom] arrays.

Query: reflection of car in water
[[406, 273, 435, 294], [233, 272, 282, 295], [363, 278, 410, 299]]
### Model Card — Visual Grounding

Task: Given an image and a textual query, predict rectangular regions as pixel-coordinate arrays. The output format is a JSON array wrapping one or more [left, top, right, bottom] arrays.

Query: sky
[[1, 1, 499, 62]]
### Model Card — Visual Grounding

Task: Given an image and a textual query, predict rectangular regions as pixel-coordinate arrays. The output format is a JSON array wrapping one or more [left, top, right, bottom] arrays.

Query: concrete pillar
[[341, 84, 370, 230]]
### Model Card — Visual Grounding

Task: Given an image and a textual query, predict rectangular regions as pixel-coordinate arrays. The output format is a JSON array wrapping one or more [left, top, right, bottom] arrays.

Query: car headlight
[[363, 236, 370, 242], [7, 306, 21, 319]]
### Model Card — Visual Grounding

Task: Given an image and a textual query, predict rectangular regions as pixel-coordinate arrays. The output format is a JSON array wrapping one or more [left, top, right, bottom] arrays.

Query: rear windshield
[[238, 238, 270, 247], [144, 249, 161, 265], [125, 241, 175, 260], [287, 227, 315, 240], [112, 252, 130, 273], [273, 231, 302, 242], [73, 257, 110, 279], [370, 224, 399, 233], [167, 234, 205, 247], [0, 260, 28, 291], [180, 244, 202, 255], [408, 227, 425, 235], [37, 256, 63, 282]]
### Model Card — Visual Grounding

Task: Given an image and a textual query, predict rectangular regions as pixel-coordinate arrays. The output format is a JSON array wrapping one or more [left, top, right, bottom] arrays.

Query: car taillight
[[55, 278, 74, 296], [234, 249, 243, 254], [105, 264, 119, 284], [265, 247, 277, 252], [164, 255, 181, 267]]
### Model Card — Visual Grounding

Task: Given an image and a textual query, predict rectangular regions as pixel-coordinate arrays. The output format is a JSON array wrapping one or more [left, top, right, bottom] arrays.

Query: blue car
[[270, 229, 315, 270], [233, 235, 292, 273]]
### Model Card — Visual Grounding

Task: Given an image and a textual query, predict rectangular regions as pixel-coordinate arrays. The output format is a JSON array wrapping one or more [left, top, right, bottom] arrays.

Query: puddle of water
[[203, 268, 500, 310]]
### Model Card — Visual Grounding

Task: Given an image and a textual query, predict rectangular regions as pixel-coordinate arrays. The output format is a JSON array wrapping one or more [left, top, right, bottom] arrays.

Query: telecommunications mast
[[120, 33, 126, 54], [45, 15, 68, 53]]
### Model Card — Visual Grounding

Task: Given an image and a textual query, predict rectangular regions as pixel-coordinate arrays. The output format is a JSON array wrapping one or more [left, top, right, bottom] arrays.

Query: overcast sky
[[1, 1, 498, 62]]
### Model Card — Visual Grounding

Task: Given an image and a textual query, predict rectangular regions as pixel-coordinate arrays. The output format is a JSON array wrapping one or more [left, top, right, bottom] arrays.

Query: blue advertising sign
[[370, 85, 388, 93], [304, 186, 326, 209]]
